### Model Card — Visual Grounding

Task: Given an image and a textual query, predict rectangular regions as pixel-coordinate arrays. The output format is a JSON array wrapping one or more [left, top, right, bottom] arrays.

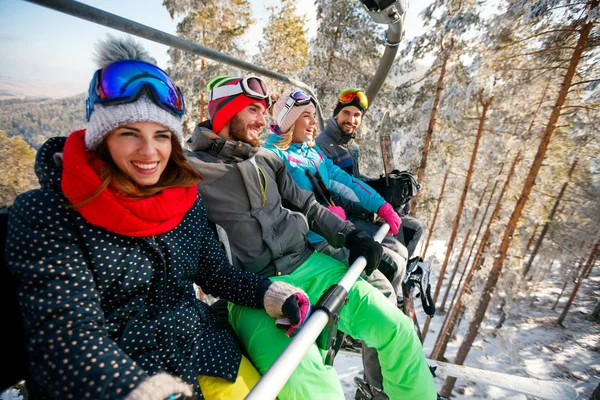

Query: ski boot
[[341, 334, 363, 354], [354, 377, 389, 400]]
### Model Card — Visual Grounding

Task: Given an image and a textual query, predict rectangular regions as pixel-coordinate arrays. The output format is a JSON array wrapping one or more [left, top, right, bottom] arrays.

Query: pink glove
[[326, 205, 347, 221], [279, 292, 311, 336], [264, 281, 311, 336], [378, 202, 401, 235]]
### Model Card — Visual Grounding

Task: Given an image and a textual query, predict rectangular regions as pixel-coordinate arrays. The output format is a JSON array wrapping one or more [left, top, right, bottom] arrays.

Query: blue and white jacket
[[265, 126, 385, 244]]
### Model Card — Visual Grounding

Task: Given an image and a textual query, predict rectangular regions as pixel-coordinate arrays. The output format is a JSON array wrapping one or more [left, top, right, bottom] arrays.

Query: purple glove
[[378, 202, 401, 235], [326, 205, 347, 220]]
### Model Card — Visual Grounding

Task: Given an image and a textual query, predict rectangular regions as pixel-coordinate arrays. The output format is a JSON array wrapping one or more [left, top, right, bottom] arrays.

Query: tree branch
[[496, 29, 578, 50], [496, 46, 577, 62], [570, 78, 600, 87]]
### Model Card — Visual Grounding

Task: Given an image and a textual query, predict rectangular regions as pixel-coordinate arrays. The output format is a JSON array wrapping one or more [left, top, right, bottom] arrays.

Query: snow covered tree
[[390, 0, 481, 216], [441, 0, 600, 395], [304, 0, 384, 114], [254, 0, 308, 95], [163, 0, 253, 134]]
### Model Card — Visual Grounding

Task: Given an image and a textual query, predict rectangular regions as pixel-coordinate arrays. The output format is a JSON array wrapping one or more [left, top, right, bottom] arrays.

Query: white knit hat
[[86, 94, 183, 151], [272, 93, 313, 133], [85, 35, 184, 151]]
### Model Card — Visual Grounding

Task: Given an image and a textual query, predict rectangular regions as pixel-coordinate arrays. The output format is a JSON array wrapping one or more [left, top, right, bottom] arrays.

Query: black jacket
[[6, 137, 267, 399]]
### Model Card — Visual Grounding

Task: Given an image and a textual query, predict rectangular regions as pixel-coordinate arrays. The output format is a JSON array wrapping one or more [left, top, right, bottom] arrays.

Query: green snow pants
[[228, 251, 437, 400]]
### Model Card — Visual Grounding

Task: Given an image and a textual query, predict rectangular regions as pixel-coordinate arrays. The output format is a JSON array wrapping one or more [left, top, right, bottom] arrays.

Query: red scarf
[[61, 129, 197, 237]]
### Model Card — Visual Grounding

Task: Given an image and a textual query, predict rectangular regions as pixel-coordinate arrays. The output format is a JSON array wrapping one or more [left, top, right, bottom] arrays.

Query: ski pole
[[245, 223, 390, 400], [314, 171, 335, 205], [305, 170, 333, 206]]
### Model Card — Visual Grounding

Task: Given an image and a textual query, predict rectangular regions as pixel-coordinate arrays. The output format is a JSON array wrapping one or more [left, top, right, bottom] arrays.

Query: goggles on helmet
[[338, 88, 368, 110], [277, 90, 317, 126], [85, 60, 185, 121], [208, 76, 271, 108]]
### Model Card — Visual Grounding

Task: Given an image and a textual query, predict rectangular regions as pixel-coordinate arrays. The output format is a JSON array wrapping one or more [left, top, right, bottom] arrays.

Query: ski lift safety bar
[[23, 0, 406, 131], [245, 223, 391, 400]]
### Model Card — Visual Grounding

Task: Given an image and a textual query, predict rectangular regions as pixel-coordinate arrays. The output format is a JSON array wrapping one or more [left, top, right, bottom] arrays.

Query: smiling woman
[[4, 34, 311, 400]]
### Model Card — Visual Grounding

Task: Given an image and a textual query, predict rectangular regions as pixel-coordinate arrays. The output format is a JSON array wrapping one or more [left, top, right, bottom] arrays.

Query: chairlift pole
[[362, 0, 407, 106], [22, 0, 327, 130], [245, 223, 390, 400]]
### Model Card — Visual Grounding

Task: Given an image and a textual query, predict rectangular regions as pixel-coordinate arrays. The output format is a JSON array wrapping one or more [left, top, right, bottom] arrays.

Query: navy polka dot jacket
[[6, 137, 267, 399]]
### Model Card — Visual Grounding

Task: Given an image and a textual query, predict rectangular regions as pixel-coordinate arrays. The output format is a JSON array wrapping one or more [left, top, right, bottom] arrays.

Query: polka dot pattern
[[6, 137, 265, 399]]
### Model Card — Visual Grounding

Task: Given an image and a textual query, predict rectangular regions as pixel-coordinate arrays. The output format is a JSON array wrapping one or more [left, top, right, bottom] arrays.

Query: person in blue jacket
[[265, 90, 408, 400]]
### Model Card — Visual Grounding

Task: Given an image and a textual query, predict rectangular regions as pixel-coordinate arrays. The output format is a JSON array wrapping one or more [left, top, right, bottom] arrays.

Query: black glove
[[344, 230, 383, 276]]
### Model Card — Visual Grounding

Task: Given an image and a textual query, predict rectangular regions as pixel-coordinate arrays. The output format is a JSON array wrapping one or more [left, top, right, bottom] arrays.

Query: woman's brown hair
[[77, 135, 201, 205]]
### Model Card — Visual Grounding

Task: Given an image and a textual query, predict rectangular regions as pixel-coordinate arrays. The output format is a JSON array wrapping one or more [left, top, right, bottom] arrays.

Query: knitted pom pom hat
[[207, 76, 268, 133], [85, 35, 183, 151], [272, 91, 314, 133]]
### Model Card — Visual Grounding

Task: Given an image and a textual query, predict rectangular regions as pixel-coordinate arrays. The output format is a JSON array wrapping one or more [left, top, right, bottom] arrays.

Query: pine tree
[[390, 0, 481, 216], [440, 0, 599, 395]]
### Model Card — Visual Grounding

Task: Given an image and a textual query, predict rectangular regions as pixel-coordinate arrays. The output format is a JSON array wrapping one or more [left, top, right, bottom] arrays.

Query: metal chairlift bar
[[365, 21, 402, 106], [22, 0, 327, 130], [245, 223, 391, 400]]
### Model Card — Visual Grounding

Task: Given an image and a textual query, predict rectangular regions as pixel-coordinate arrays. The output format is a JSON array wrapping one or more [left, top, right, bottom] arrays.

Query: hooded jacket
[[315, 117, 362, 178], [6, 136, 268, 399], [186, 122, 355, 278], [264, 130, 385, 244]]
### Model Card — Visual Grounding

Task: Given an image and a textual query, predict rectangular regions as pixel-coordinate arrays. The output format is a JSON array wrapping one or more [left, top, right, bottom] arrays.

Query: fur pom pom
[[93, 34, 156, 68]]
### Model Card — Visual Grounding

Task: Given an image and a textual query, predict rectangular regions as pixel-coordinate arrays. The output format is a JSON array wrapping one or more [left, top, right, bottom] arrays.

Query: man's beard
[[339, 121, 357, 136], [229, 115, 260, 147]]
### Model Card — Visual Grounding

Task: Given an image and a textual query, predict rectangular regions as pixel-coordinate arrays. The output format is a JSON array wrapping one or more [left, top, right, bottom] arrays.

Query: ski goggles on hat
[[277, 90, 317, 125], [208, 76, 271, 108], [85, 60, 185, 121], [338, 88, 368, 110]]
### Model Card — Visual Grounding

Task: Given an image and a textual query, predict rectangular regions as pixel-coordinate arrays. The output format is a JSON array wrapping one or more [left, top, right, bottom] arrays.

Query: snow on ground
[[334, 240, 600, 399]]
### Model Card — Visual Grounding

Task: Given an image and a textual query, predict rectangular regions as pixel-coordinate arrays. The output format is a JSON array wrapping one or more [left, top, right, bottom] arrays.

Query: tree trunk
[[448, 165, 504, 314], [422, 171, 448, 258], [494, 297, 507, 330], [431, 152, 522, 361], [199, 57, 207, 121], [422, 91, 492, 341], [525, 224, 538, 252], [439, 181, 489, 313], [529, 259, 555, 307], [592, 299, 600, 323], [557, 238, 600, 326], [410, 38, 454, 217], [326, 17, 342, 77], [585, 255, 597, 279], [440, 8, 595, 394], [523, 158, 578, 278]]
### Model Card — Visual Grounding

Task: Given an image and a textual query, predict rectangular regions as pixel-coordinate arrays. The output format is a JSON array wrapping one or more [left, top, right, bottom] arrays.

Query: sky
[[0, 0, 430, 98]]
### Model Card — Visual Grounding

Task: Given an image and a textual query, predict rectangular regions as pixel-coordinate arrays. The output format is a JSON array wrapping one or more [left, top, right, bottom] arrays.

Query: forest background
[[0, 0, 599, 398]]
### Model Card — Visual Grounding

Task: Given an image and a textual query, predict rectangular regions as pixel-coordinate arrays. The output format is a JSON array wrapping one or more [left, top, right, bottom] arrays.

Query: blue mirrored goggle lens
[[91, 60, 184, 117], [290, 90, 310, 102]]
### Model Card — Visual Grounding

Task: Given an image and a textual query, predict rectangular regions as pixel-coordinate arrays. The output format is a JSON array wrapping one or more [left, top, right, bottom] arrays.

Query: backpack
[[368, 170, 421, 210]]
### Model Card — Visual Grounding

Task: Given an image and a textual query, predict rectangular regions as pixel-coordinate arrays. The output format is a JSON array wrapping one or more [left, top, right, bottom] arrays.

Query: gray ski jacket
[[315, 117, 362, 178], [186, 122, 355, 279]]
